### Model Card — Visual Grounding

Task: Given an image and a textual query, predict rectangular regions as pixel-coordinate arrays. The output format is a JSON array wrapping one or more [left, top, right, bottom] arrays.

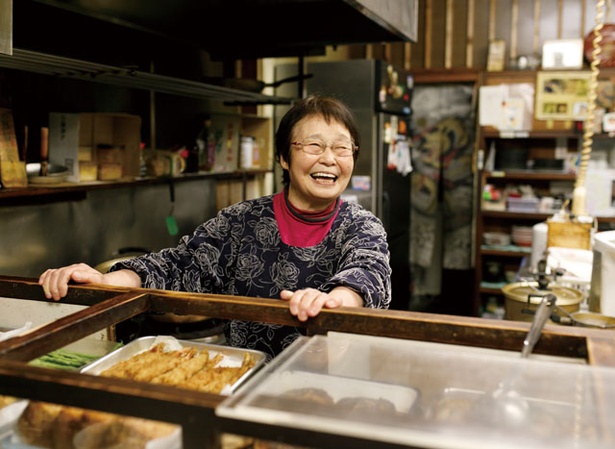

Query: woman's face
[[281, 115, 355, 211]]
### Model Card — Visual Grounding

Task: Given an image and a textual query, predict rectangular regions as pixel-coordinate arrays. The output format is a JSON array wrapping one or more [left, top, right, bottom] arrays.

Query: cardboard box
[[0, 109, 27, 188], [49, 113, 141, 182]]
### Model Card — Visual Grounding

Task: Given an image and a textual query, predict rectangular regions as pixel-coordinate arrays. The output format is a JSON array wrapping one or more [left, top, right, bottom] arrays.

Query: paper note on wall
[[479, 85, 505, 127], [479, 83, 534, 131]]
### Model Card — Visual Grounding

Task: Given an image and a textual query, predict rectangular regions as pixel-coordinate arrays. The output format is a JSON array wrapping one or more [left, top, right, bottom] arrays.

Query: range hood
[[14, 0, 418, 60]]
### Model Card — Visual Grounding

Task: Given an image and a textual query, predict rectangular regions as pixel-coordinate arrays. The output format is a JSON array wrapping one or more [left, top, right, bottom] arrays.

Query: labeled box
[[49, 113, 141, 182]]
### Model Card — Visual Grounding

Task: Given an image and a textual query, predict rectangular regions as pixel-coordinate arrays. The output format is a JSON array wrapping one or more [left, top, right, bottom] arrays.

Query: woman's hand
[[280, 286, 363, 322], [38, 264, 141, 301]]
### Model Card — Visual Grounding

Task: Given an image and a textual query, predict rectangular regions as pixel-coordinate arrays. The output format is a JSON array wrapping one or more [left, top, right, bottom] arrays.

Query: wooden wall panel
[[346, 0, 615, 72], [427, 0, 447, 68], [493, 0, 513, 61], [389, 42, 407, 66], [450, 0, 470, 68], [538, 0, 559, 42], [409, 0, 427, 69], [516, 0, 536, 58], [471, 0, 491, 70], [562, 0, 583, 39]]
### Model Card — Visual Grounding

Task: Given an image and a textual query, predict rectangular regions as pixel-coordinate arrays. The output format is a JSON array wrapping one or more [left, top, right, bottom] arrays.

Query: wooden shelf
[[479, 284, 507, 295], [480, 245, 532, 257], [484, 171, 577, 181], [481, 129, 583, 139], [473, 104, 586, 315], [0, 170, 271, 206], [481, 210, 552, 220]]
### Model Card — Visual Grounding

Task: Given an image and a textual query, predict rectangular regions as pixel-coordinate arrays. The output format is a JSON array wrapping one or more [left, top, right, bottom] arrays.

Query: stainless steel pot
[[501, 282, 584, 322]]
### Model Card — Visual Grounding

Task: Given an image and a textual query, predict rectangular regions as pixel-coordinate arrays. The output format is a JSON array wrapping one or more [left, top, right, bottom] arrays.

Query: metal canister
[[240, 135, 254, 169]]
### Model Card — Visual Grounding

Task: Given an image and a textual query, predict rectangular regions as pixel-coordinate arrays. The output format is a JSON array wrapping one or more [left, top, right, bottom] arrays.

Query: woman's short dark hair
[[275, 94, 360, 186]]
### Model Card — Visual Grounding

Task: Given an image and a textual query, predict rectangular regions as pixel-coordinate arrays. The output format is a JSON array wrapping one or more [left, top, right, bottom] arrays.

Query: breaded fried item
[[18, 401, 65, 447], [101, 344, 198, 381], [150, 350, 210, 385], [73, 417, 177, 449], [0, 395, 18, 408], [335, 397, 397, 415], [182, 352, 256, 393], [17, 400, 176, 449], [52, 406, 114, 449], [279, 388, 335, 406]]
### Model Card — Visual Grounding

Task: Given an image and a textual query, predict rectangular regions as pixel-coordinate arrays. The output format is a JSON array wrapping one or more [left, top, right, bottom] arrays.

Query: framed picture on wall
[[535, 71, 592, 121]]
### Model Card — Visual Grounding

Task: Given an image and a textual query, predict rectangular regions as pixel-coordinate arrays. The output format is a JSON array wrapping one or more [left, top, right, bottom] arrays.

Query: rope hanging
[[572, 0, 605, 216]]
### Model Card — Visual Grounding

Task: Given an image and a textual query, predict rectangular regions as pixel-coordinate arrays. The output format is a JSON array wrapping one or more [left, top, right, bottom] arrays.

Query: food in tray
[[17, 401, 177, 449], [335, 396, 397, 416], [98, 341, 258, 393], [9, 338, 265, 448], [29, 348, 106, 371], [278, 387, 399, 418], [279, 387, 335, 405], [0, 395, 19, 409]]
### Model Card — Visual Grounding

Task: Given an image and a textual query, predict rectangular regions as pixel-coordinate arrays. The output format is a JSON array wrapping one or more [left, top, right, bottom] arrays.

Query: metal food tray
[[217, 368, 421, 433], [81, 336, 267, 395], [250, 370, 419, 412]]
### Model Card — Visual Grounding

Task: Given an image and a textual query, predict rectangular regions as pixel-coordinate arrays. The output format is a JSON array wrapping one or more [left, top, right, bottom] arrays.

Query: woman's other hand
[[38, 264, 141, 301], [280, 286, 362, 322]]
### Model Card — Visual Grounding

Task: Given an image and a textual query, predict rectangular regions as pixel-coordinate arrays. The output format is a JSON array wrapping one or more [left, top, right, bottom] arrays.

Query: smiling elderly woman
[[38, 94, 392, 361]]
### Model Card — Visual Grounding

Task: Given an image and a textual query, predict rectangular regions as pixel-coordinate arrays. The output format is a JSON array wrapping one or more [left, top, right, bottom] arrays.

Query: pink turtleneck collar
[[273, 190, 341, 247]]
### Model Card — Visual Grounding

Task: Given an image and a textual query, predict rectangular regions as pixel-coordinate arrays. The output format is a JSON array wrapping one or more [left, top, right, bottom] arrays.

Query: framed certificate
[[535, 71, 592, 121]]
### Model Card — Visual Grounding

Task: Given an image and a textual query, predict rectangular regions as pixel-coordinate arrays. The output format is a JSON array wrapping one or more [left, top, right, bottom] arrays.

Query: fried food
[[100, 344, 199, 382], [17, 401, 65, 447], [0, 395, 18, 408], [73, 417, 177, 449], [16, 342, 259, 448], [279, 388, 335, 406], [99, 343, 256, 394], [17, 401, 176, 449], [335, 396, 397, 415]]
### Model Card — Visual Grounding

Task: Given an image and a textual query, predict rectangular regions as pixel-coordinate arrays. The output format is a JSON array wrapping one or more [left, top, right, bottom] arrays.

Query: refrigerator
[[301, 60, 415, 310]]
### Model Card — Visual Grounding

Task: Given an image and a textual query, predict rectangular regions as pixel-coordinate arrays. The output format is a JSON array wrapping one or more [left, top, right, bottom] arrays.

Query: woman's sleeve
[[324, 209, 392, 309], [109, 210, 233, 293]]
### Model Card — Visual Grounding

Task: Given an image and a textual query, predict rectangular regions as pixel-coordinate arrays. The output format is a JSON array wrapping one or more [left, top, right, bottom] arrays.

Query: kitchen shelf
[[0, 49, 295, 106], [480, 282, 507, 293], [480, 245, 532, 257], [0, 170, 270, 206], [484, 171, 577, 181], [481, 129, 582, 139], [481, 210, 553, 220], [473, 69, 586, 317]]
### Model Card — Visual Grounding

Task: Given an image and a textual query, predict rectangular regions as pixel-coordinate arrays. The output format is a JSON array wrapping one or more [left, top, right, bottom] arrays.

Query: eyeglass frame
[[290, 139, 358, 158]]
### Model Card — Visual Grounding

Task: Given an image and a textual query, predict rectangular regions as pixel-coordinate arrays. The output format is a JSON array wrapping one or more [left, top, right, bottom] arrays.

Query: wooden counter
[[1, 275, 614, 448]]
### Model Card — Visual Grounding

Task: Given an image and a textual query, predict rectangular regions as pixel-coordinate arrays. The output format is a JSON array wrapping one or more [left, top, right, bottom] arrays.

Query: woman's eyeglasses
[[291, 139, 357, 158]]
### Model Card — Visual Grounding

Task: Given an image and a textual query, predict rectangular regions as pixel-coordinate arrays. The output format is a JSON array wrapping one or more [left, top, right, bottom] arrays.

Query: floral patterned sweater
[[111, 194, 391, 360]]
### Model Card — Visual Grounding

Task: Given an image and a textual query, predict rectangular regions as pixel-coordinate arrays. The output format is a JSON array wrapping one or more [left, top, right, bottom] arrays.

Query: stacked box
[[49, 113, 141, 182]]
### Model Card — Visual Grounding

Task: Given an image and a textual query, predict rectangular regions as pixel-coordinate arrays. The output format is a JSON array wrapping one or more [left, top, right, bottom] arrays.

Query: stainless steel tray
[[82, 336, 267, 395]]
